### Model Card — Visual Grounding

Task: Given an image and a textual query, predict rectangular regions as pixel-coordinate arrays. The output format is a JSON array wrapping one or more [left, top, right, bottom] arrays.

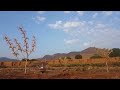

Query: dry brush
[[95, 48, 112, 72]]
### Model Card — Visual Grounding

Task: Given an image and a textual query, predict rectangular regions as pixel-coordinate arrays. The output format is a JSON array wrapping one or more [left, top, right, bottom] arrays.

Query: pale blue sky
[[0, 11, 120, 59]]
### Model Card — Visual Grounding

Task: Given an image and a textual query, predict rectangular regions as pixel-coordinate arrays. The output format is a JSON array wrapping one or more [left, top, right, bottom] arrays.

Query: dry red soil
[[0, 68, 120, 79], [1, 57, 120, 79]]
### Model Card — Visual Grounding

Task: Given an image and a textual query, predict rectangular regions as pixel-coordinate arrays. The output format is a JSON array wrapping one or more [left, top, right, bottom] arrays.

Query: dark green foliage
[[22, 58, 30, 61], [22, 58, 37, 61], [90, 54, 103, 59], [109, 48, 120, 57], [75, 54, 82, 59]]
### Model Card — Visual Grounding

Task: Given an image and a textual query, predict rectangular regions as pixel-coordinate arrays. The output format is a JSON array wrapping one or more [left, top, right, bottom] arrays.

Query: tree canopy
[[109, 48, 120, 57], [75, 54, 82, 59]]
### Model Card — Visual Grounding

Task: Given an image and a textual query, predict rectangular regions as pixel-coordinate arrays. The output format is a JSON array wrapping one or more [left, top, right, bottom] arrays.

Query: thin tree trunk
[[25, 55, 28, 74], [25, 59, 27, 73], [106, 61, 109, 72]]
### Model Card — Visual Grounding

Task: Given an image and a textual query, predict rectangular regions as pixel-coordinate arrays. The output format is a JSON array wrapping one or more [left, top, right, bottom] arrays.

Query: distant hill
[[0, 57, 18, 62], [80, 47, 98, 58], [80, 47, 97, 54], [38, 47, 100, 60]]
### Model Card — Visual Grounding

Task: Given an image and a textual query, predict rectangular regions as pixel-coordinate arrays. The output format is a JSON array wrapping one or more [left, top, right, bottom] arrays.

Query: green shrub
[[109, 48, 120, 57], [30, 59, 38, 61], [75, 54, 82, 59], [22, 58, 30, 61]]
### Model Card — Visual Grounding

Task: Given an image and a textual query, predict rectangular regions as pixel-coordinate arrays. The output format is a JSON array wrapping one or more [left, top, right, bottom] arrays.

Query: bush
[[90, 54, 103, 59], [30, 59, 38, 61], [75, 54, 82, 59], [22, 58, 30, 61], [109, 48, 120, 57]]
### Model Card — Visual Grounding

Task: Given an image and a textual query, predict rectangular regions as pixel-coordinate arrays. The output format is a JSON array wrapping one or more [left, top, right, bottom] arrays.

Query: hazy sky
[[0, 11, 120, 59]]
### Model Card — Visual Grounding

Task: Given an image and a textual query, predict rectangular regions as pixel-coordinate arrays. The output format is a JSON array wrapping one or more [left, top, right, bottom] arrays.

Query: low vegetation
[[75, 54, 82, 59], [0, 57, 120, 79], [109, 48, 120, 57], [2, 25, 120, 78], [90, 54, 103, 59]]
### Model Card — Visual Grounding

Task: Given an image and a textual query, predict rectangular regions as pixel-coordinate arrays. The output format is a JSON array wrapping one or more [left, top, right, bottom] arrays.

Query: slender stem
[[25, 59, 27, 73], [106, 60, 109, 72], [25, 54, 28, 74]]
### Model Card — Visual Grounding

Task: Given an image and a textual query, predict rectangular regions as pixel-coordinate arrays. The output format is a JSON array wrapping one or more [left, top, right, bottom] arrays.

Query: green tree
[[109, 48, 120, 57], [75, 54, 82, 59]]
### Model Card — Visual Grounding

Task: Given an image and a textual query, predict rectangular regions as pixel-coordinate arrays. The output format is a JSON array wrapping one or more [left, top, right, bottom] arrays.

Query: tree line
[[59, 48, 120, 60]]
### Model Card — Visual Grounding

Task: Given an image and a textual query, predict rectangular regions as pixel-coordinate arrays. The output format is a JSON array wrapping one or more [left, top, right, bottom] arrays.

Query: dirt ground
[[0, 67, 120, 79]]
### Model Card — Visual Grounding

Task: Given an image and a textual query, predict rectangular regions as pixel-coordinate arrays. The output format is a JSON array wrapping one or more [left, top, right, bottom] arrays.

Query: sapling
[[95, 48, 112, 72], [4, 26, 36, 73]]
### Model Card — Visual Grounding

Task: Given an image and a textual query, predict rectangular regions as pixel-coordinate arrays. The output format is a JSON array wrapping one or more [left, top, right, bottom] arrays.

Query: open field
[[0, 57, 120, 79]]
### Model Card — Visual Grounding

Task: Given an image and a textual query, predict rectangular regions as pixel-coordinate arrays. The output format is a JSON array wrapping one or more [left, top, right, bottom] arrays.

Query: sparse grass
[[0, 57, 120, 79], [0, 65, 7, 68], [110, 62, 120, 67]]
